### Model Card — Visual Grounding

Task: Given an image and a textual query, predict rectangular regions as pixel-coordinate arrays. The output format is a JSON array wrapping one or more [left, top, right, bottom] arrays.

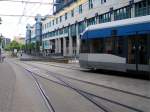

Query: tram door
[[128, 36, 148, 64]]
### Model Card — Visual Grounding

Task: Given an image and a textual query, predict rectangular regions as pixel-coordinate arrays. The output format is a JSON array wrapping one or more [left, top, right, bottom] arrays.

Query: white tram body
[[79, 16, 150, 72]]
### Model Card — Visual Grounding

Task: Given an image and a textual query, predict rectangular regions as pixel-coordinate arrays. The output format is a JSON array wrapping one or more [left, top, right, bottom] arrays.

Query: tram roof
[[82, 15, 150, 39]]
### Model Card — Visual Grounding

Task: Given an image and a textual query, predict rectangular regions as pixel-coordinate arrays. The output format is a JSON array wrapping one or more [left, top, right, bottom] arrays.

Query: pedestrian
[[20, 50, 23, 57], [0, 49, 1, 63], [1, 53, 5, 62]]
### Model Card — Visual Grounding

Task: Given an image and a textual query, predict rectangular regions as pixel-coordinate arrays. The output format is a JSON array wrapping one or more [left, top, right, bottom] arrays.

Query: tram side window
[[104, 37, 124, 56], [80, 39, 88, 53], [86, 37, 124, 55], [89, 39, 104, 53]]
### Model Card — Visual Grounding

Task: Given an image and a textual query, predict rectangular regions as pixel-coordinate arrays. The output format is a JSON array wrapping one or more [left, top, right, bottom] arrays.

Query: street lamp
[[0, 17, 2, 24], [0, 34, 3, 56], [0, 17, 2, 56]]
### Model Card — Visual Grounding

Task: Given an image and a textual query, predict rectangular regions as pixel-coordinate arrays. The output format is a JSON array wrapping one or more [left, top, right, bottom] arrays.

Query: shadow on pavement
[[81, 69, 150, 80]]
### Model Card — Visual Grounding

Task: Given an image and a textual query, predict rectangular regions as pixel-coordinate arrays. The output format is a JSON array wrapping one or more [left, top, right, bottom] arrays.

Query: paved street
[[0, 57, 150, 112], [0, 59, 50, 112]]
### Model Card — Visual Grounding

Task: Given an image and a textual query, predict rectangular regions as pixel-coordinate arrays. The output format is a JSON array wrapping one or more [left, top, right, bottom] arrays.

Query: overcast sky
[[0, 0, 53, 40]]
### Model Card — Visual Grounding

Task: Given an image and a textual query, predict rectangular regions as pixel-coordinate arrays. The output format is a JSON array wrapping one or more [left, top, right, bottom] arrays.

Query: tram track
[[16, 61, 145, 112], [13, 62, 56, 112], [15, 62, 111, 112], [23, 61, 150, 100]]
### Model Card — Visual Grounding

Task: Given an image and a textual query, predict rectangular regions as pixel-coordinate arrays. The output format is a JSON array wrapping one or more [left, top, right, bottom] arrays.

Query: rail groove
[[17, 61, 144, 112]]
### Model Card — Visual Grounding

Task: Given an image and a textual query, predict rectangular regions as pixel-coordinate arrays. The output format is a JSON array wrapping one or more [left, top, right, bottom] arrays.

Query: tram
[[79, 15, 150, 73]]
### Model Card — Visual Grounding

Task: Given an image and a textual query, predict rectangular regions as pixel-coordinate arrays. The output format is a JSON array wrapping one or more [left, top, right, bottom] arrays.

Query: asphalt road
[[0, 59, 49, 112], [0, 58, 150, 112]]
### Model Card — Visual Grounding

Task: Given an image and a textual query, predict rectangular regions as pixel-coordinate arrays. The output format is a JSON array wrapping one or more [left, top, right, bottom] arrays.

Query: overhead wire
[[25, 0, 43, 22], [18, 0, 28, 24], [0, 14, 35, 17], [0, 0, 52, 5]]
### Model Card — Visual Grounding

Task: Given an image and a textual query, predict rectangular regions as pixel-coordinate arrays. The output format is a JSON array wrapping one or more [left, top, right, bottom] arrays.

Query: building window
[[101, 0, 106, 4], [78, 21, 85, 33], [135, 0, 150, 17], [59, 28, 63, 35], [99, 12, 111, 23], [52, 20, 54, 25], [45, 24, 46, 29], [71, 10, 74, 17], [49, 22, 51, 27], [60, 16, 62, 22], [114, 6, 131, 20], [64, 27, 68, 34], [87, 17, 96, 26], [89, 0, 93, 9], [79, 5, 82, 14], [65, 13, 67, 20], [70, 24, 76, 36], [56, 18, 58, 24]]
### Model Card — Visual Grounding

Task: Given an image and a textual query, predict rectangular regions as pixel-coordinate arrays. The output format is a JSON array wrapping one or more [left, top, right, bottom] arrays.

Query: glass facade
[[114, 6, 131, 20], [101, 0, 106, 4], [70, 24, 76, 36], [79, 5, 82, 14], [60, 16, 62, 22], [71, 10, 74, 17], [87, 17, 95, 26], [99, 12, 111, 23], [78, 21, 86, 34], [135, 0, 150, 17], [89, 0, 93, 9], [65, 13, 67, 20]]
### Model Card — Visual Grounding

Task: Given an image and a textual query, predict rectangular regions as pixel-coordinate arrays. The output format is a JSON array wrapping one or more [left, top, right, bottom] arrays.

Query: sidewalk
[[0, 61, 16, 112]]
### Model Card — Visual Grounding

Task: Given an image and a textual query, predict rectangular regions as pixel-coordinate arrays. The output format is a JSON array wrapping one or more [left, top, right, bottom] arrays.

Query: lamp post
[[0, 17, 2, 56], [0, 34, 2, 56]]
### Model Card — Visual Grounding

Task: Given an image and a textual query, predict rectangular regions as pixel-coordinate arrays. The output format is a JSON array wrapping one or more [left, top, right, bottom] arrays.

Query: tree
[[0, 35, 3, 55], [9, 40, 20, 51], [0, 37, 2, 44]]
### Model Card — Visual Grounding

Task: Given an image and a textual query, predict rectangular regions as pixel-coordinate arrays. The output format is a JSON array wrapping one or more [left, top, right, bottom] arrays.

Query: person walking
[[0, 48, 2, 63]]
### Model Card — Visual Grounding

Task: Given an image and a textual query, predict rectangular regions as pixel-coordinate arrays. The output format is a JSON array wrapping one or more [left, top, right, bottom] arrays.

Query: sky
[[0, 0, 53, 40]]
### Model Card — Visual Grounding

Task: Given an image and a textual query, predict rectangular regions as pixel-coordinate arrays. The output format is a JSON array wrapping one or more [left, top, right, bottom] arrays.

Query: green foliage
[[26, 43, 36, 50], [0, 37, 2, 44], [5, 40, 25, 51], [10, 40, 20, 51]]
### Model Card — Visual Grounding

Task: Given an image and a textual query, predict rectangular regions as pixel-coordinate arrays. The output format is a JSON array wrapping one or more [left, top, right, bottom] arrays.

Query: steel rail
[[23, 61, 150, 99], [18, 61, 144, 112], [13, 62, 55, 112], [25, 69, 55, 112]]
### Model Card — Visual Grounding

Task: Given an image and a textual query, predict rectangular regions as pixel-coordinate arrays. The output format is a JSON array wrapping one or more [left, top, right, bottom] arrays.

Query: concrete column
[[63, 37, 66, 56], [55, 39, 58, 53], [58, 38, 61, 53], [69, 26, 73, 56], [95, 16, 99, 24], [111, 12, 114, 21], [76, 23, 80, 57], [131, 4, 135, 18], [84, 20, 87, 28], [57, 39, 59, 53]]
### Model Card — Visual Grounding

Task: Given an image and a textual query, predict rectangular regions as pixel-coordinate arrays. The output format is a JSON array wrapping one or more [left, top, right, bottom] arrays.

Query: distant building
[[25, 14, 42, 45], [0, 34, 11, 48], [26, 0, 150, 57], [2, 38, 11, 48], [14, 36, 25, 45]]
